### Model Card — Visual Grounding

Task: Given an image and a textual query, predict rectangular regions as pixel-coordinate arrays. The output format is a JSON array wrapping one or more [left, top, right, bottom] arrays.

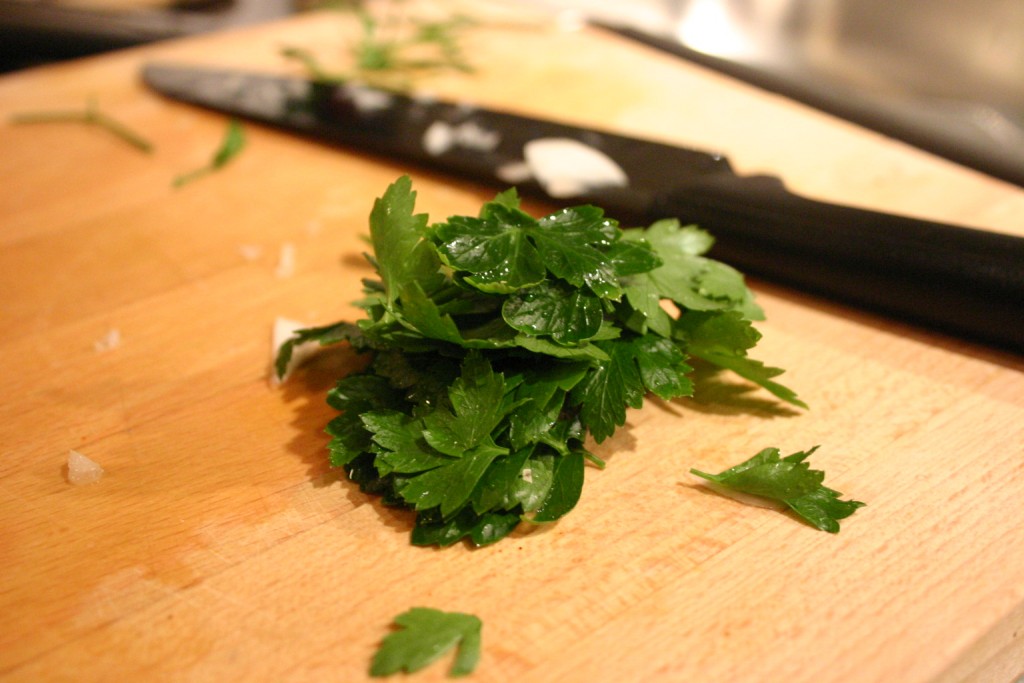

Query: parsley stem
[[9, 98, 154, 153]]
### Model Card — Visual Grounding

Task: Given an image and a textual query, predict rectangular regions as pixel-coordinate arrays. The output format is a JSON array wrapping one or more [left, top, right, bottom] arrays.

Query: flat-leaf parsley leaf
[[371, 607, 482, 678], [691, 446, 865, 532]]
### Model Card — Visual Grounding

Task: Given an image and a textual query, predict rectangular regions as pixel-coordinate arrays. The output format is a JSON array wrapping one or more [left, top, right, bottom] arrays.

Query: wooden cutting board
[[1, 4, 1022, 681]]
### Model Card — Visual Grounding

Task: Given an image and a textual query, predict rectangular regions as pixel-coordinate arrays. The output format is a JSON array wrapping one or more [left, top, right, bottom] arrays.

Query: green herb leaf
[[397, 443, 506, 518], [370, 607, 482, 678], [412, 507, 521, 547], [369, 176, 443, 304], [420, 353, 515, 456], [502, 279, 604, 344], [274, 321, 366, 380], [691, 447, 865, 532], [531, 450, 585, 523], [630, 219, 763, 320], [674, 310, 806, 408], [570, 335, 694, 442]]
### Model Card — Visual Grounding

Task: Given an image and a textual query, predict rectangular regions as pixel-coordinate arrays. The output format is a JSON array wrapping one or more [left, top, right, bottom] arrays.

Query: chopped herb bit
[[9, 97, 153, 153], [691, 446, 865, 532], [173, 118, 246, 188], [282, 5, 476, 88], [276, 177, 807, 546], [371, 607, 482, 678]]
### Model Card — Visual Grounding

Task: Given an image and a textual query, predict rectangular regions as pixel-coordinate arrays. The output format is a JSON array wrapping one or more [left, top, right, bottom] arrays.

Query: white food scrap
[[238, 244, 264, 262], [523, 137, 628, 198], [274, 242, 296, 279], [67, 449, 104, 485], [93, 328, 121, 353]]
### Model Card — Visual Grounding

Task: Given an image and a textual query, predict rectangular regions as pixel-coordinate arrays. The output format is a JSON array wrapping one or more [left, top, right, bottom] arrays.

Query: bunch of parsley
[[277, 176, 805, 547]]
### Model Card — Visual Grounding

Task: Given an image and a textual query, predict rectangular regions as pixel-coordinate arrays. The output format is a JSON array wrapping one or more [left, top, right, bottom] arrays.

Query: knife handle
[[655, 174, 1024, 352]]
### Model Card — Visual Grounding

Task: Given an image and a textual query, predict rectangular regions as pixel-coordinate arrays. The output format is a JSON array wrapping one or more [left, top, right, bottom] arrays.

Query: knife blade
[[142, 63, 1024, 352]]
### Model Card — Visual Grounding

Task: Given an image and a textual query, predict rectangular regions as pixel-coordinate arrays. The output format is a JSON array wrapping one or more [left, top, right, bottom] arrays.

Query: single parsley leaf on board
[[370, 607, 482, 678], [173, 118, 246, 187], [691, 447, 865, 532]]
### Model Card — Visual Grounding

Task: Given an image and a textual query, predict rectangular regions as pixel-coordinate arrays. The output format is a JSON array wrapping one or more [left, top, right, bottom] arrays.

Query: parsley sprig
[[283, 5, 475, 89], [691, 446, 865, 532], [370, 607, 481, 678], [277, 176, 805, 546]]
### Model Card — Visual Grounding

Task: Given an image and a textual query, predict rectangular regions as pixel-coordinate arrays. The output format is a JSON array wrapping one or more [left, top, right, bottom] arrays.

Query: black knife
[[142, 63, 1024, 352]]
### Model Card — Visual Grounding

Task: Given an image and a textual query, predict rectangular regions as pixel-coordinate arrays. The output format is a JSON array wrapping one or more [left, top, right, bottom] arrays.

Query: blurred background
[[2, 0, 1021, 187]]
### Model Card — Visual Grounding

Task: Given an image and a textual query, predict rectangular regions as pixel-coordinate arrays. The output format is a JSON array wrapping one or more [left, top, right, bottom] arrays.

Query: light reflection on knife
[[142, 63, 1024, 352]]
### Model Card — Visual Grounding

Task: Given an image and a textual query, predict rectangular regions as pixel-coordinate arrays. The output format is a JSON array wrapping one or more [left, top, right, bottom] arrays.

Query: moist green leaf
[[432, 202, 648, 299], [471, 448, 531, 514], [691, 446, 865, 532], [362, 409, 451, 475], [784, 486, 866, 534], [512, 334, 610, 361], [396, 280, 465, 344], [471, 449, 557, 516], [636, 218, 764, 320], [369, 176, 444, 304], [507, 364, 588, 451], [533, 206, 627, 298], [510, 454, 556, 512], [621, 274, 674, 338], [488, 187, 521, 211], [412, 508, 521, 547], [324, 374, 406, 467], [570, 335, 693, 442], [502, 279, 604, 344], [432, 211, 546, 293], [531, 451, 585, 523], [370, 607, 482, 678], [632, 335, 694, 401], [674, 310, 806, 408], [421, 353, 513, 456], [397, 443, 506, 517]]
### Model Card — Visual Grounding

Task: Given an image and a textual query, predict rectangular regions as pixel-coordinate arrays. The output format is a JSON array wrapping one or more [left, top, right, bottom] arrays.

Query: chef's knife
[[143, 63, 1024, 352]]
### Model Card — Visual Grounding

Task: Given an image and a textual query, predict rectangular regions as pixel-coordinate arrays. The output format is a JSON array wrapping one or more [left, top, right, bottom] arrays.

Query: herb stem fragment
[[9, 98, 154, 153], [173, 118, 246, 188]]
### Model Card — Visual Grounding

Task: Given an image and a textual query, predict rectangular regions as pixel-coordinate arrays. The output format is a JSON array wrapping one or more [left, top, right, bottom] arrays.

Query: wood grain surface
[[1, 3, 1022, 682]]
